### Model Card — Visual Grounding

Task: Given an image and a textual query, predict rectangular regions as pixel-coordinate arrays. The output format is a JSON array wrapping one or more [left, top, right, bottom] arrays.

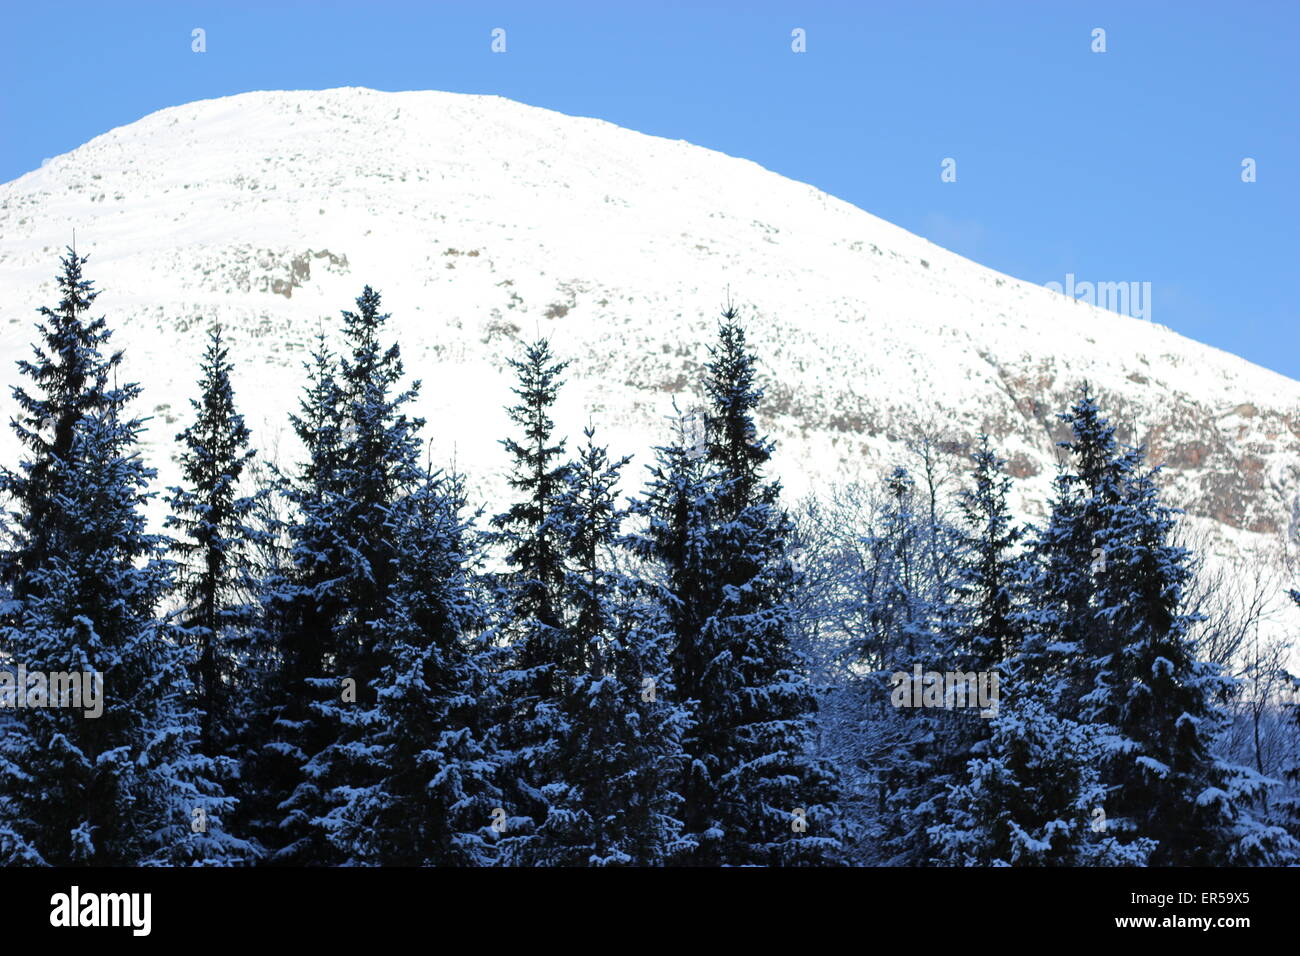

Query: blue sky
[[2, 1, 1296, 377]]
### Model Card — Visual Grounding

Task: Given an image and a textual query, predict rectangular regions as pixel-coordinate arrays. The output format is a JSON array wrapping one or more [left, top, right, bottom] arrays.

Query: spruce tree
[[1031, 387, 1292, 864], [540, 426, 690, 865], [329, 469, 501, 865], [1098, 464, 1291, 863], [327, 286, 424, 693], [488, 338, 578, 863], [269, 287, 426, 864], [928, 686, 1154, 866], [926, 437, 1150, 865], [165, 325, 267, 760], [1033, 388, 1141, 706], [3, 249, 119, 597], [255, 332, 347, 864], [0, 253, 251, 863], [914, 439, 1027, 859], [633, 309, 839, 865], [950, 438, 1025, 673]]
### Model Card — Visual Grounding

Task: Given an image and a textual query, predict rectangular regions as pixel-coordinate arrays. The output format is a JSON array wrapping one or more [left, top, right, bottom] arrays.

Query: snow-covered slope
[[2, 87, 1298, 577]]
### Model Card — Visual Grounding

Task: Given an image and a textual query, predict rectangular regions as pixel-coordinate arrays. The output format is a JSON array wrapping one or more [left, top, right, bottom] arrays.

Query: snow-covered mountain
[[2, 87, 1297, 581]]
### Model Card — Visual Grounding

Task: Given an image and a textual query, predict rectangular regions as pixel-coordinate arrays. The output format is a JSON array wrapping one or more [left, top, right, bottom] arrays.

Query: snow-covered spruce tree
[[536, 425, 691, 866], [626, 410, 714, 849], [633, 310, 839, 866], [0, 258, 252, 863], [326, 286, 425, 691], [1033, 387, 1293, 864], [252, 332, 347, 864], [222, 460, 290, 857], [271, 287, 426, 864], [928, 680, 1154, 867], [1023, 386, 1141, 709], [1104, 466, 1293, 864], [922, 439, 1149, 866], [913, 438, 1029, 859], [949, 438, 1026, 675], [165, 324, 268, 761], [3, 250, 119, 599], [329, 468, 501, 865], [487, 337, 579, 864]]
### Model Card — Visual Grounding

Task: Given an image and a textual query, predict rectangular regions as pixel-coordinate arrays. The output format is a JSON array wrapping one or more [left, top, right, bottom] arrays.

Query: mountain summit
[[1, 87, 1296, 568]]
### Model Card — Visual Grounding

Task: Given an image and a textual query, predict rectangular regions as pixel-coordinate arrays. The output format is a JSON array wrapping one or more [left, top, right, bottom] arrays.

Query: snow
[[1, 86, 1296, 651]]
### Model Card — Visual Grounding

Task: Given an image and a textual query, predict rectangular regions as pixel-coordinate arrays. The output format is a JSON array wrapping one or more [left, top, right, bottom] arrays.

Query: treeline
[[0, 249, 1297, 866]]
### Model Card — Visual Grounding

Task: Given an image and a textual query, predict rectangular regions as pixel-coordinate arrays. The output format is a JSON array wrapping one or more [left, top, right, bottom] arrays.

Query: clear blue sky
[[2, 1, 1296, 377]]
